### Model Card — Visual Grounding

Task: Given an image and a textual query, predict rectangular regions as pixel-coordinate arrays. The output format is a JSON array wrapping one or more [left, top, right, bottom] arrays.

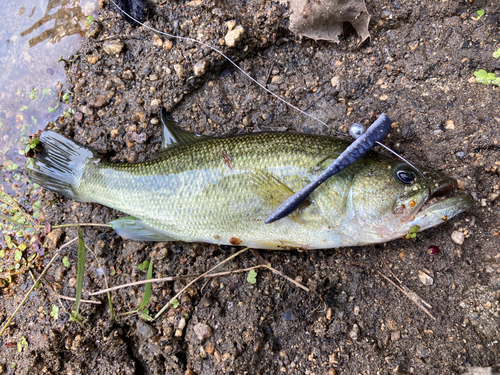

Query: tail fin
[[25, 131, 98, 201]]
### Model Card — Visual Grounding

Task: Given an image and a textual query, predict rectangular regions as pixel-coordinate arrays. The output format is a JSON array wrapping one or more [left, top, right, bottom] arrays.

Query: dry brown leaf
[[288, 0, 371, 43]]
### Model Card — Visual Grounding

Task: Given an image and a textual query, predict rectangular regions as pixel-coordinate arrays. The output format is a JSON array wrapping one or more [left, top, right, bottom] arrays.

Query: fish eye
[[395, 166, 417, 184]]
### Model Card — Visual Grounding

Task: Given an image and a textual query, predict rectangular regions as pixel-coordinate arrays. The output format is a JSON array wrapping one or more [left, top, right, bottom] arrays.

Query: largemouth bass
[[26, 114, 474, 249]]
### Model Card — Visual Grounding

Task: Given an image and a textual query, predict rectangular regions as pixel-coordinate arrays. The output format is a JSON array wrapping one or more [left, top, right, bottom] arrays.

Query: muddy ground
[[1, 0, 499, 374]]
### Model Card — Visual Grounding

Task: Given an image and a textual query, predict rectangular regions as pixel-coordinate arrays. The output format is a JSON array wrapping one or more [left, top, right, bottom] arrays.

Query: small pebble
[[349, 324, 360, 341], [77, 106, 90, 116], [153, 35, 163, 47], [178, 317, 186, 330], [102, 40, 124, 55], [128, 132, 147, 144], [193, 60, 209, 76], [193, 323, 213, 341], [46, 229, 63, 248], [198, 297, 214, 308], [205, 342, 214, 355], [444, 120, 455, 130], [174, 329, 183, 337], [151, 99, 162, 108], [418, 270, 434, 286], [122, 70, 134, 80], [391, 331, 401, 341], [224, 25, 245, 47], [87, 55, 99, 64], [174, 64, 185, 79], [137, 320, 157, 340], [149, 73, 158, 81], [455, 151, 466, 159], [451, 230, 464, 245], [489, 193, 499, 202], [379, 94, 389, 101], [163, 40, 173, 50], [150, 118, 159, 125], [199, 345, 207, 359]]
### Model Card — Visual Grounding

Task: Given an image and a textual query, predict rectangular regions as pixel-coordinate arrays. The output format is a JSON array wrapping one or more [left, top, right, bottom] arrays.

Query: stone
[[163, 40, 173, 50], [46, 229, 63, 248], [193, 60, 209, 76], [87, 55, 99, 64], [451, 230, 464, 245], [136, 320, 157, 340], [122, 70, 134, 80], [418, 270, 434, 286], [224, 25, 245, 47], [193, 323, 212, 341], [102, 40, 125, 55], [349, 324, 360, 341], [174, 64, 185, 79]]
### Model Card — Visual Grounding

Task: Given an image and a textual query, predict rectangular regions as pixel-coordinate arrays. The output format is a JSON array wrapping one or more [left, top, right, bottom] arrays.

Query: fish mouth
[[429, 176, 456, 197], [415, 176, 475, 229]]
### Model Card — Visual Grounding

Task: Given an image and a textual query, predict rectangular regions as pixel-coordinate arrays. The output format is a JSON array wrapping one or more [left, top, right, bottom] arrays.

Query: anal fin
[[110, 216, 176, 242]]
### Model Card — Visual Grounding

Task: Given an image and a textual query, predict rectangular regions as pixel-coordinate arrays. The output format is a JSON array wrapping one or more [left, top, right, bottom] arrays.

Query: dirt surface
[[1, 0, 499, 374]]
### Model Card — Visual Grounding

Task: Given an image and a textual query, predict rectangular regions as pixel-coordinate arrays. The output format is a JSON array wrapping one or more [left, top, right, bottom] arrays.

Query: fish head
[[339, 159, 475, 244]]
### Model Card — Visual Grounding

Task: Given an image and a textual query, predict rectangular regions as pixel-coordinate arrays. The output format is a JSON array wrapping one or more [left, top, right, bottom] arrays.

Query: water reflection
[[0, 0, 97, 197], [21, 0, 86, 48]]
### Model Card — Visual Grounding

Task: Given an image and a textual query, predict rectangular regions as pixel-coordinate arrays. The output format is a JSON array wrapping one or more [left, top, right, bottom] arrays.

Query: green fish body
[[27, 117, 474, 249]]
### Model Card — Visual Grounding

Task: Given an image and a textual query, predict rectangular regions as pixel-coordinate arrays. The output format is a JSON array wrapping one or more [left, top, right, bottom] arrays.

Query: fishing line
[[105, 0, 431, 221]]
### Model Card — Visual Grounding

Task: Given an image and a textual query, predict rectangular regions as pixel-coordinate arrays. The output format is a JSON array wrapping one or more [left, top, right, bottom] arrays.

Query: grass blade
[[138, 259, 153, 312], [74, 226, 86, 318]]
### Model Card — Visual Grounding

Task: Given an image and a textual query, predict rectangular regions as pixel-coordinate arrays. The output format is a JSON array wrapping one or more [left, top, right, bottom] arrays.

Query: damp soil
[[1, 0, 499, 374]]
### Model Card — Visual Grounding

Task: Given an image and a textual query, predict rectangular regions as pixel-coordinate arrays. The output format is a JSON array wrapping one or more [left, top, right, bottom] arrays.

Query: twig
[[263, 264, 310, 293], [52, 223, 111, 229], [381, 256, 402, 284], [377, 271, 435, 320], [264, 61, 275, 88], [56, 295, 102, 304], [0, 237, 78, 337]]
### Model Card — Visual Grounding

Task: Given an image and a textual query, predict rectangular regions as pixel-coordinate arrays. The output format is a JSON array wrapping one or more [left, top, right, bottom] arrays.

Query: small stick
[[57, 295, 102, 304], [263, 265, 310, 293], [377, 271, 435, 320], [381, 256, 402, 284]]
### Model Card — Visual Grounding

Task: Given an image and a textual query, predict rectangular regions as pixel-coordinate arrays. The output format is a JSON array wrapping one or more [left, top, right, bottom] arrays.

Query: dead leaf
[[288, 0, 371, 43]]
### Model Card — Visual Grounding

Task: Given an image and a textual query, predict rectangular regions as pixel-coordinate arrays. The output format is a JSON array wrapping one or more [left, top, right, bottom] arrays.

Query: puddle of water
[[0, 0, 98, 197]]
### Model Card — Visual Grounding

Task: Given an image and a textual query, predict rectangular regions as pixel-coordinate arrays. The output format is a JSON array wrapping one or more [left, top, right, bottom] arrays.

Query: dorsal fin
[[160, 107, 211, 149]]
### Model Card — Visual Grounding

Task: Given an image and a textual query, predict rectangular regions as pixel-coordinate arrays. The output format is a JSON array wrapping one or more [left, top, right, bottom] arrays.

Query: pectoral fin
[[249, 170, 295, 208], [249, 170, 309, 223], [110, 216, 176, 242]]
